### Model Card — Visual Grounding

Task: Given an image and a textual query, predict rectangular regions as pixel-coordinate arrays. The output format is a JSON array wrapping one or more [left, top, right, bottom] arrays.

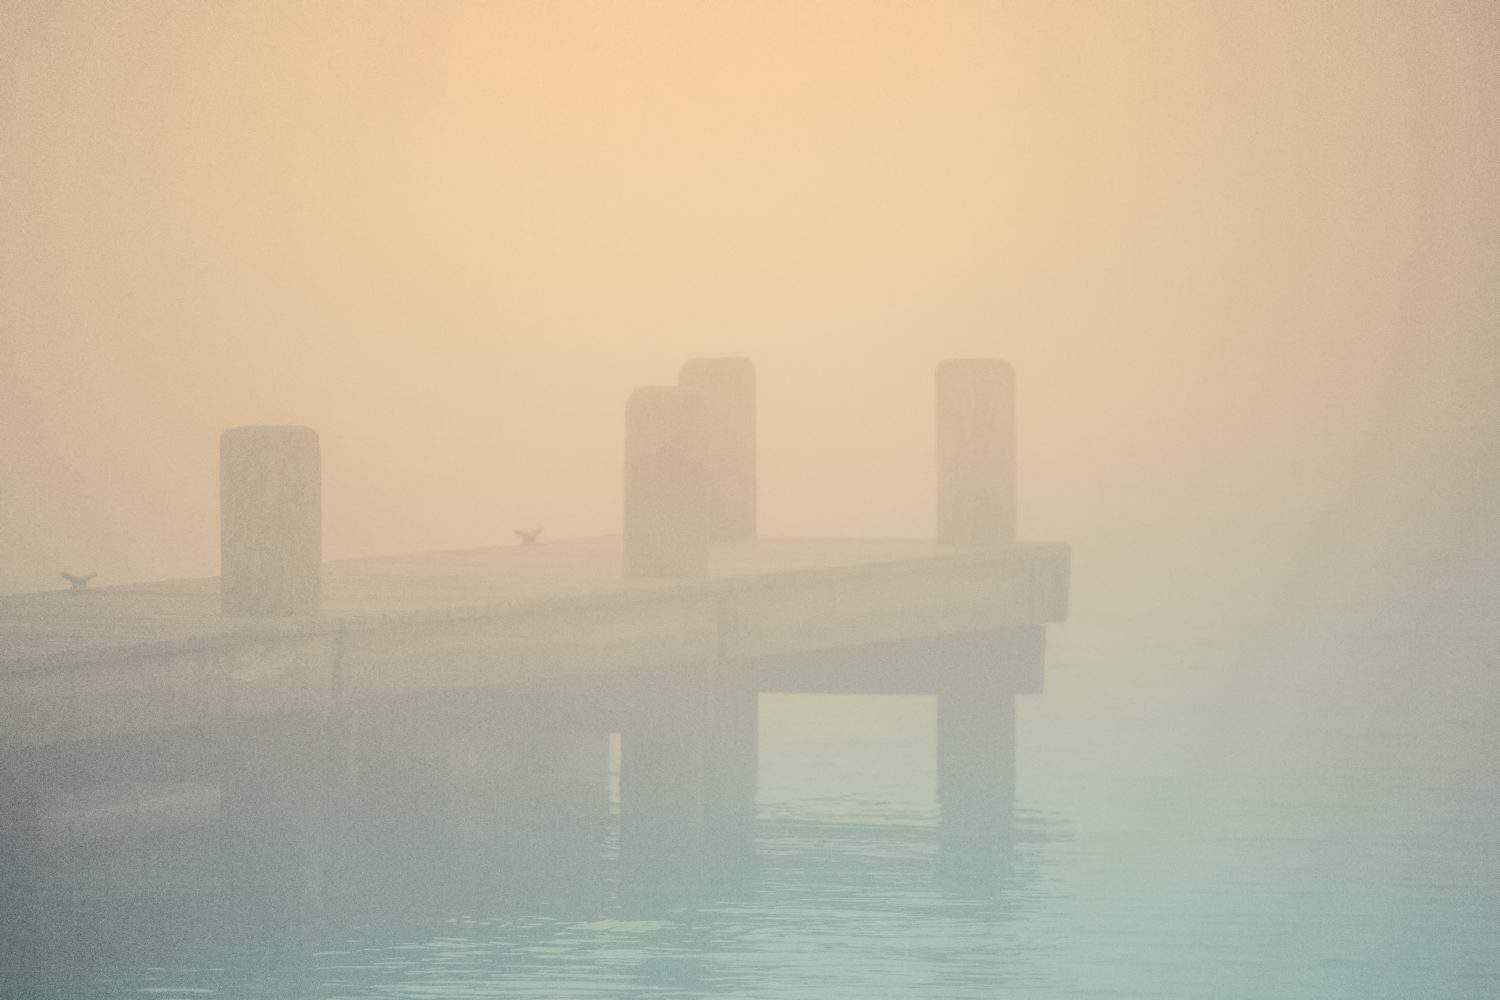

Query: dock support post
[[220, 718, 325, 937], [933, 631, 1040, 873], [317, 703, 355, 915], [679, 357, 756, 541], [618, 672, 710, 901], [624, 387, 708, 578], [452, 689, 609, 908], [220, 425, 321, 617], [936, 359, 1016, 545], [703, 671, 757, 869], [936, 677, 1016, 862], [0, 761, 41, 955], [499, 723, 609, 904], [343, 706, 451, 914]]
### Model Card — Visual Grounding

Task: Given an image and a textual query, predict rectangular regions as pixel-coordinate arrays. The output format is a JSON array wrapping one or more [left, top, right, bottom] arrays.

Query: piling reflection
[[1, 619, 1059, 999], [0, 800, 1065, 999]]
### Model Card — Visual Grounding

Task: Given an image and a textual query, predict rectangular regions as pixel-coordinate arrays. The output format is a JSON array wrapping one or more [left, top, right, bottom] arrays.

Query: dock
[[0, 356, 1070, 932]]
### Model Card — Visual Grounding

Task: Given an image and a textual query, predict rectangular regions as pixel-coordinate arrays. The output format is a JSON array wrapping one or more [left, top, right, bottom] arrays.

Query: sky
[[2, 1, 1496, 625]]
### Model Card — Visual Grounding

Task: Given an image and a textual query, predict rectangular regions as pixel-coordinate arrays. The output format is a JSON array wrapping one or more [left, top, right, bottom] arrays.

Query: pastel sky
[[3, 2, 1495, 620]]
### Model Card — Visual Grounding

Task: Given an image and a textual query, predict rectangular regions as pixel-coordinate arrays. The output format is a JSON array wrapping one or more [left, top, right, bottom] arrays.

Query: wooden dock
[[0, 356, 1070, 935]]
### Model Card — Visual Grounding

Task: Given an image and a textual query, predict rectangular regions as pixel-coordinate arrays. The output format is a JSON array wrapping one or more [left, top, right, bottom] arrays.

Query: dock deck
[[0, 536, 1068, 754], [1, 536, 1068, 669]]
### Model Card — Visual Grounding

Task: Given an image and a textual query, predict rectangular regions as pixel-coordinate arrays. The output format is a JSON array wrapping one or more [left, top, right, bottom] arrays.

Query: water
[[10, 613, 1499, 999]]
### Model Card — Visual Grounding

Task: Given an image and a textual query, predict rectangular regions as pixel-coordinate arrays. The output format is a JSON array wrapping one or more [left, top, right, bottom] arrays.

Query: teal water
[[14, 616, 1500, 999]]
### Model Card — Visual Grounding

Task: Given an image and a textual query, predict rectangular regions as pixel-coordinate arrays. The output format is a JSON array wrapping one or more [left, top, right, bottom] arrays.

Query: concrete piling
[[624, 387, 708, 578], [618, 672, 710, 898], [343, 706, 452, 913], [219, 425, 322, 616], [450, 689, 610, 907], [936, 359, 1016, 545], [704, 672, 758, 868], [219, 718, 326, 935], [678, 357, 757, 541], [0, 762, 41, 952], [935, 679, 1016, 854]]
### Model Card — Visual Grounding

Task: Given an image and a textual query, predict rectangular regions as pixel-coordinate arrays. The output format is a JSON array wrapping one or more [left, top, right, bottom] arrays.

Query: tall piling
[[219, 425, 322, 616], [932, 357, 1031, 873], [624, 387, 708, 578], [678, 357, 757, 541], [936, 359, 1016, 545]]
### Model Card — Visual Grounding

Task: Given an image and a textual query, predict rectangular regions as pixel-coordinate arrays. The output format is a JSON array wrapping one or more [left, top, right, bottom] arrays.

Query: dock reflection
[[2, 708, 1060, 997]]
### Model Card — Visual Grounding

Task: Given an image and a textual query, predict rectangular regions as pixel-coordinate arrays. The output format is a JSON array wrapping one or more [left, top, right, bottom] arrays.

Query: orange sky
[[2, 2, 1496, 621]]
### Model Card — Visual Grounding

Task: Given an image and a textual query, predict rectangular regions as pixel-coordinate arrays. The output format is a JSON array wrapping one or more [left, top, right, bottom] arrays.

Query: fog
[[4, 1, 1494, 628], [3, 5, 1499, 995]]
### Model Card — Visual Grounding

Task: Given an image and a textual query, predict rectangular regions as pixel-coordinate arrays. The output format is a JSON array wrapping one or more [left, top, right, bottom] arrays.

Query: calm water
[[11, 613, 1499, 999]]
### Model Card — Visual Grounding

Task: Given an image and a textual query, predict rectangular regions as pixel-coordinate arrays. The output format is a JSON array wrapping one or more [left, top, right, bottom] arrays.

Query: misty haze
[[1, 3, 1497, 999]]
